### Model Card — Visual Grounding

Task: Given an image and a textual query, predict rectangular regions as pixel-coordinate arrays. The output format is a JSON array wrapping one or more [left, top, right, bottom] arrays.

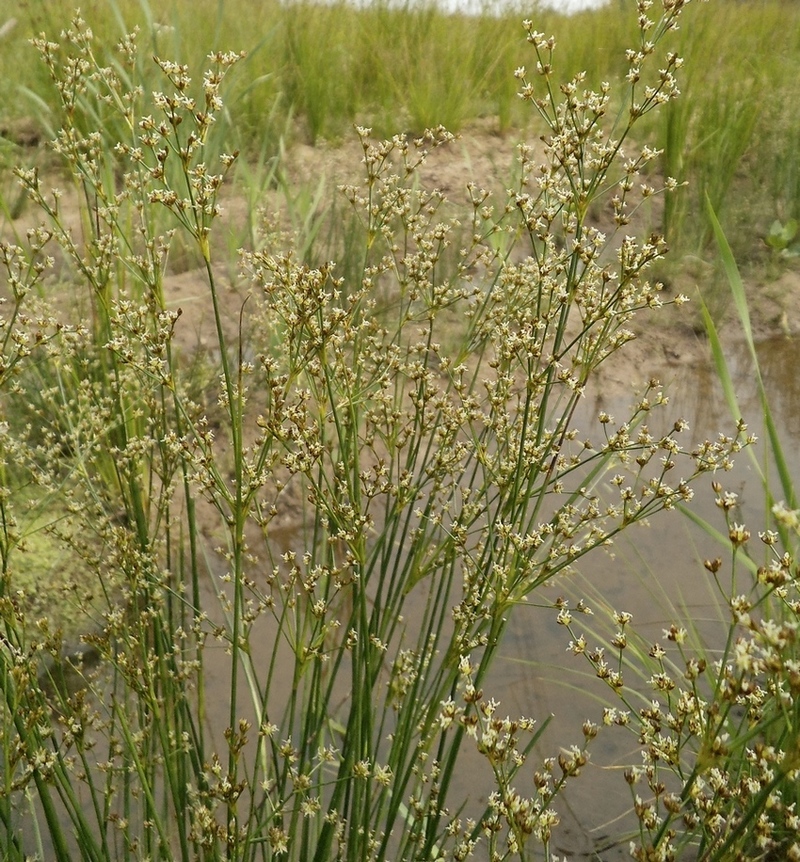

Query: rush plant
[[0, 3, 747, 861], [552, 210, 800, 861]]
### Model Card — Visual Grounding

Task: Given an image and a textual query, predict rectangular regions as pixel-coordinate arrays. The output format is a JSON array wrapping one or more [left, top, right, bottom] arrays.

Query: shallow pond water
[[192, 335, 800, 859], [483, 336, 800, 858], [184, 335, 800, 860]]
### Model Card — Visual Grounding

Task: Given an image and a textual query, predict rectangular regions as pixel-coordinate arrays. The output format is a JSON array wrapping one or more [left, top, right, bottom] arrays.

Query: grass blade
[[705, 194, 796, 511]]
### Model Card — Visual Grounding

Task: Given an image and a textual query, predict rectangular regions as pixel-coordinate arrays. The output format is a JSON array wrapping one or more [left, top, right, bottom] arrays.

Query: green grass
[[2, 0, 800, 269]]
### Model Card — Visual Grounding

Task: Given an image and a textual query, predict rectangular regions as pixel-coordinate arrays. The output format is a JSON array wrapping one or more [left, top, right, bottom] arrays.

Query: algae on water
[[1, 496, 116, 656]]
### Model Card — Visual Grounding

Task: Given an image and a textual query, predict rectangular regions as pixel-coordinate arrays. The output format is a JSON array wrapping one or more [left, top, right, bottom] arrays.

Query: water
[[433, 0, 608, 14], [192, 334, 798, 859], [306, 0, 610, 16], [482, 336, 800, 857], [194, 334, 797, 859]]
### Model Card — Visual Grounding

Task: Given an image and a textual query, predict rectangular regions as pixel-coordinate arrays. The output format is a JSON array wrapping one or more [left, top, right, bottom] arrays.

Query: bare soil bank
[[4, 117, 799, 423]]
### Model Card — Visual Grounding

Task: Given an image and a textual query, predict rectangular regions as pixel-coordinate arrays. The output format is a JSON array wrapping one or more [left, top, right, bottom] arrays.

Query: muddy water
[[488, 336, 800, 859]]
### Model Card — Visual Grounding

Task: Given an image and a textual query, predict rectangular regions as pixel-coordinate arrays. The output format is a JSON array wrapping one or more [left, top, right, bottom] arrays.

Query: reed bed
[[1, 0, 800, 262]]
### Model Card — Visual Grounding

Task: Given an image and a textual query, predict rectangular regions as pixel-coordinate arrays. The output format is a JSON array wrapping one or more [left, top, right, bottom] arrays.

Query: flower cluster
[[560, 485, 800, 859]]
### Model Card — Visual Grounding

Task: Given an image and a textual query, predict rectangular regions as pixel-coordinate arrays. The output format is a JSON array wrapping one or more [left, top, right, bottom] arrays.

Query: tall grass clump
[[651, 0, 800, 262], [0, 0, 533, 144], [0, 3, 750, 861], [0, 0, 683, 145]]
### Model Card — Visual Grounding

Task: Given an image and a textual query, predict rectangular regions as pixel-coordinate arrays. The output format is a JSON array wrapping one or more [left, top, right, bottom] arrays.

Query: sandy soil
[[5, 116, 800, 374], [262, 121, 800, 393]]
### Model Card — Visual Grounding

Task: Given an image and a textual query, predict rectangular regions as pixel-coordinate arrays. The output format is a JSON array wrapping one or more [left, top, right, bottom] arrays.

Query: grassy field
[[1, 0, 800, 264]]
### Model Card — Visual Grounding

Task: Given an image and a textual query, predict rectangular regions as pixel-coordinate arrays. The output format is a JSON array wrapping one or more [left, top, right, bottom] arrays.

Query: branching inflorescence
[[0, 3, 780, 862]]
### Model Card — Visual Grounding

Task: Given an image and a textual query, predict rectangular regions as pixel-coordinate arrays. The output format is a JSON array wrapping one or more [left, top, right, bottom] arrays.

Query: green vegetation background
[[1, 0, 799, 264]]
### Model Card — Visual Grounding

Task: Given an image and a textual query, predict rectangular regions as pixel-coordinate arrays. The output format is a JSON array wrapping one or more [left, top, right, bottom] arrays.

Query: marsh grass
[[4, 0, 800, 270], [0, 0, 800, 262], [0, 3, 762, 861]]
